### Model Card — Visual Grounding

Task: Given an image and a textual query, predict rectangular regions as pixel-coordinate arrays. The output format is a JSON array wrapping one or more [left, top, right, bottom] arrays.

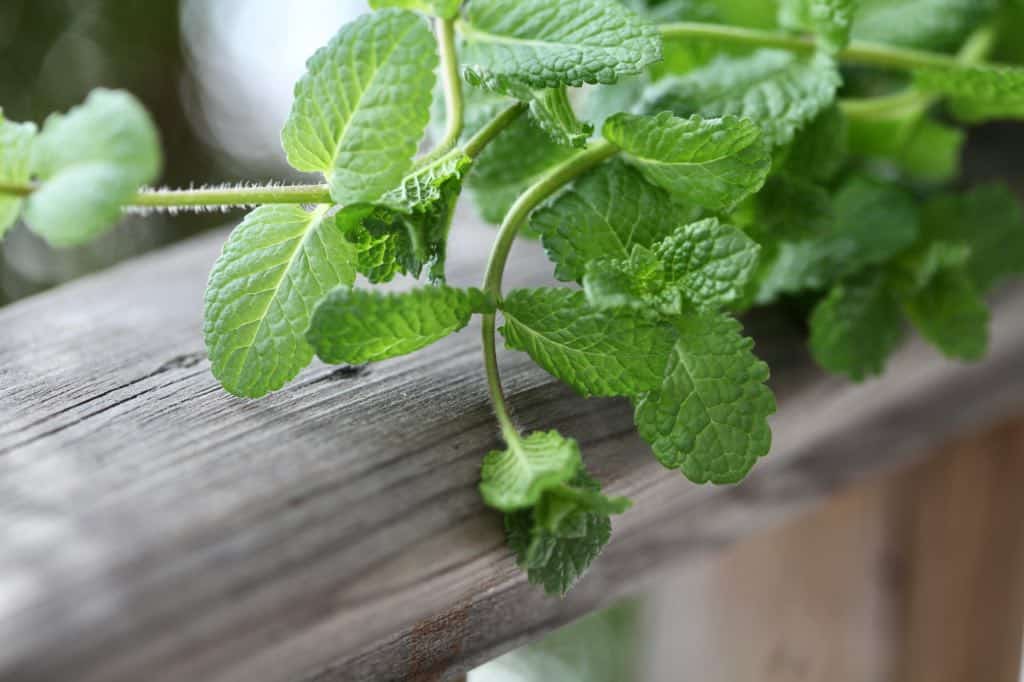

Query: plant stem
[[464, 102, 528, 159], [479, 140, 618, 443], [659, 21, 978, 73], [427, 17, 465, 159]]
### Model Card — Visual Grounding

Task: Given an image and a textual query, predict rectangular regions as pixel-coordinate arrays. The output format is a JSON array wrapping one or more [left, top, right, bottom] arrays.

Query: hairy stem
[[480, 140, 618, 443], [425, 17, 465, 161], [658, 21, 990, 73]]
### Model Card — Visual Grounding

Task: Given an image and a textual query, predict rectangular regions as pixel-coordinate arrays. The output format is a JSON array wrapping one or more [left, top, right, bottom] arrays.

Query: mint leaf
[[480, 430, 582, 511], [604, 112, 771, 211], [753, 175, 834, 241], [904, 267, 989, 361], [642, 50, 841, 148], [505, 469, 620, 595], [307, 285, 487, 365], [919, 185, 1024, 293], [500, 288, 677, 398], [653, 218, 761, 310], [853, 0, 997, 51], [460, 0, 662, 92], [583, 247, 683, 315], [368, 0, 461, 18], [897, 119, 965, 184], [204, 206, 361, 398], [779, 0, 858, 53], [809, 271, 904, 381], [468, 115, 575, 224], [527, 87, 594, 149], [888, 241, 971, 297], [0, 110, 36, 238], [783, 105, 848, 183], [634, 312, 775, 484], [533, 159, 691, 282], [281, 10, 436, 205], [915, 64, 1024, 108], [23, 89, 161, 247]]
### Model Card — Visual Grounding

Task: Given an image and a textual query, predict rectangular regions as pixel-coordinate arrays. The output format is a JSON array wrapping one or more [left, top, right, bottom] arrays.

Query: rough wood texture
[[645, 416, 1024, 682], [1, 213, 1024, 682]]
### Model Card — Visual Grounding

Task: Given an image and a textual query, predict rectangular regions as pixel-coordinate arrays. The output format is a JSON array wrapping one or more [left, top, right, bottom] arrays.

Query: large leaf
[[281, 9, 437, 205], [853, 0, 997, 51]]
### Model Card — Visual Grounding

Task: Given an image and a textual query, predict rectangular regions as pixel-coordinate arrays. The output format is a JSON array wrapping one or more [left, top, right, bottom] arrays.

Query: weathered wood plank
[[1, 209, 1023, 682]]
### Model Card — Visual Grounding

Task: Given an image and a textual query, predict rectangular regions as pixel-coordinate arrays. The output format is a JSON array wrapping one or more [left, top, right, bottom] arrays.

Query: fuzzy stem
[[464, 102, 528, 159], [427, 17, 465, 159], [480, 140, 618, 443]]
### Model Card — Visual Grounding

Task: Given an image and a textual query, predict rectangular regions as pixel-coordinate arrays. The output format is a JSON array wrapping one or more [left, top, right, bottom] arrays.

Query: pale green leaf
[[368, 0, 461, 18], [809, 271, 904, 381], [500, 287, 677, 398], [897, 118, 965, 184], [779, 0, 858, 53], [460, 0, 662, 92], [915, 64, 1024, 108], [0, 110, 36, 238], [281, 10, 437, 205], [23, 89, 161, 247], [853, 0, 997, 50], [307, 285, 487, 365], [642, 50, 842, 147], [604, 112, 771, 211], [204, 205, 361, 398], [904, 267, 989, 361], [533, 159, 691, 282], [528, 87, 593, 149], [634, 312, 775, 484], [480, 430, 582, 511]]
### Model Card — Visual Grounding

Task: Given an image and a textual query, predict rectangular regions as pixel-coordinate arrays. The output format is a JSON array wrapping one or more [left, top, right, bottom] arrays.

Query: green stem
[[480, 140, 618, 443], [464, 102, 528, 159], [424, 18, 465, 161], [658, 21, 979, 72]]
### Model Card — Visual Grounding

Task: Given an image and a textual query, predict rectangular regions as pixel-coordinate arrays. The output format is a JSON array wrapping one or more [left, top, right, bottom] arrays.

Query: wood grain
[[1, 211, 1024, 682]]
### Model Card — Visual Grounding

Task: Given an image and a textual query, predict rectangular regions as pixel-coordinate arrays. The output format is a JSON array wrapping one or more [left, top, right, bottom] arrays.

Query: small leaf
[[533, 159, 692, 282], [500, 288, 677, 398], [368, 0, 461, 18], [904, 267, 989, 361], [480, 430, 582, 511], [527, 87, 594, 149], [853, 0, 997, 51], [281, 9, 437, 205], [23, 89, 161, 246], [0, 110, 36, 238], [642, 50, 841, 148], [307, 285, 487, 365], [809, 270, 904, 381], [583, 247, 682, 315], [604, 112, 771, 211], [783, 105, 848, 183], [204, 206, 361, 398], [460, 0, 662, 92], [779, 0, 859, 53], [915, 64, 1024, 108], [753, 175, 834, 241], [634, 312, 776, 484]]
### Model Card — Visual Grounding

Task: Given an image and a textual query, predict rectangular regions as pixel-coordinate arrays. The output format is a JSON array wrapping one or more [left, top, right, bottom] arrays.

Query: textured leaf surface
[[368, 0, 460, 18], [634, 312, 775, 484], [23, 89, 161, 247], [642, 50, 841, 147], [779, 0, 858, 52], [853, 0, 997, 50], [533, 160, 688, 282], [654, 218, 761, 310], [919, 185, 1024, 293], [204, 206, 360, 398], [505, 469, 616, 595], [501, 288, 677, 398], [583, 247, 683, 315], [281, 10, 436, 205], [480, 431, 582, 511], [0, 111, 35, 237], [904, 268, 989, 361], [527, 87, 594, 148], [809, 271, 904, 381], [308, 285, 484, 365], [915, 65, 1024, 107], [460, 0, 662, 92], [604, 112, 770, 211]]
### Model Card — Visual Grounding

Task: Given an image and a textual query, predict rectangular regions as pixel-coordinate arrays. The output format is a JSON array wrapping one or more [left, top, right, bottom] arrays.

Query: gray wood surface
[[1, 211, 1023, 682]]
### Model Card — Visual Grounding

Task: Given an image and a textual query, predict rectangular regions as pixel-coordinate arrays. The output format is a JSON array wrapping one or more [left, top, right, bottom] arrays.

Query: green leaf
[[603, 112, 771, 211], [467, 115, 575, 224], [281, 10, 437, 205], [915, 64, 1024, 108], [204, 206, 361, 398], [853, 0, 997, 51], [897, 118, 965, 184], [480, 430, 582, 511], [809, 271, 904, 381], [634, 312, 775, 484], [0, 110, 36, 238], [368, 0, 461, 18], [527, 87, 594, 149], [904, 267, 989, 361], [919, 185, 1024, 293], [653, 218, 762, 310], [533, 159, 691, 282], [500, 287, 677, 398], [779, 0, 858, 53], [307, 285, 487, 365], [583, 246, 683, 315], [752, 175, 834, 241], [888, 241, 971, 297], [23, 89, 161, 247], [505, 469, 620, 595], [460, 0, 662, 92], [642, 50, 842, 148], [783, 105, 848, 183]]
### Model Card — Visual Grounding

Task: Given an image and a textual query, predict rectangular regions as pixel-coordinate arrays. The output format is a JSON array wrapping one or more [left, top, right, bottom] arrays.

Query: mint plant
[[3, 0, 1024, 595]]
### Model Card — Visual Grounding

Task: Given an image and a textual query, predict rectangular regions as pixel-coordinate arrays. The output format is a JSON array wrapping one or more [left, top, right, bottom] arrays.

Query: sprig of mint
[[4, 0, 1024, 596]]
